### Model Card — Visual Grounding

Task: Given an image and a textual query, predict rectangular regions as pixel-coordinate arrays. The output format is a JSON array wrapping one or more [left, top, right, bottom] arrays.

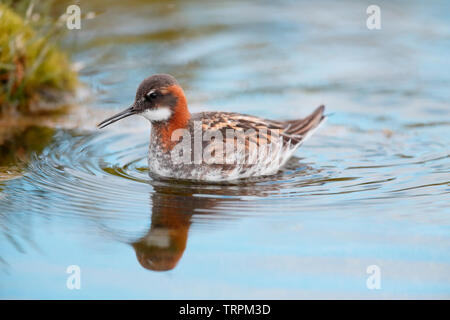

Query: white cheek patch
[[140, 107, 172, 122], [144, 228, 171, 248]]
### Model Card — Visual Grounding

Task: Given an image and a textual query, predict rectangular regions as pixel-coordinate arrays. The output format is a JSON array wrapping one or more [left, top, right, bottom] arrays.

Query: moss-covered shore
[[0, 1, 78, 116]]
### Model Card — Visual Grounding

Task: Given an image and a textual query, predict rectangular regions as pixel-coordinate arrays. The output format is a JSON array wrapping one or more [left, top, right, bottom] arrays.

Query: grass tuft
[[0, 2, 78, 115]]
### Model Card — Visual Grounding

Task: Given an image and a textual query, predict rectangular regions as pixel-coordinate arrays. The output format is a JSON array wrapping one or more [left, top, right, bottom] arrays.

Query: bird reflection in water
[[131, 182, 224, 271], [131, 158, 312, 271], [131, 184, 196, 271]]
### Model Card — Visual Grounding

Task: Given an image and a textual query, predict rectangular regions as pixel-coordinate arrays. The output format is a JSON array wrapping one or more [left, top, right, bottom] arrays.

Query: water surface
[[1, 0, 449, 299]]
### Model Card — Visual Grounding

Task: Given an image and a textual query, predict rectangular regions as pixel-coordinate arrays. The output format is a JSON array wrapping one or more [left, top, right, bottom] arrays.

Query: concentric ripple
[[2, 0, 450, 298], [1, 117, 448, 245]]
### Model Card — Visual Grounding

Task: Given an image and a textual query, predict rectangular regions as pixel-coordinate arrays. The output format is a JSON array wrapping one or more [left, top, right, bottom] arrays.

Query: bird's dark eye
[[146, 91, 158, 100]]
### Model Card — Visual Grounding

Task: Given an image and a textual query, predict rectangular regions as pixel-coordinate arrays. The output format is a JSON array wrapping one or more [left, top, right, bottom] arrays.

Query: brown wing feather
[[282, 105, 325, 137], [185, 107, 324, 174], [194, 105, 325, 149]]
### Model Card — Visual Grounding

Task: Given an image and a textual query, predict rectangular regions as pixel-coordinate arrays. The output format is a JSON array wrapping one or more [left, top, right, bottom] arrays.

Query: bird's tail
[[283, 105, 325, 140]]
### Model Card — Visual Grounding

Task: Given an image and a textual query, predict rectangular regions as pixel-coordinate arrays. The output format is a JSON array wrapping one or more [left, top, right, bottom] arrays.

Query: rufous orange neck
[[152, 85, 190, 151]]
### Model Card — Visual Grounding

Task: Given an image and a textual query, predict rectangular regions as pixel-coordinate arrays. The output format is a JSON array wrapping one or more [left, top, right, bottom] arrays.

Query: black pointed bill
[[97, 105, 137, 129]]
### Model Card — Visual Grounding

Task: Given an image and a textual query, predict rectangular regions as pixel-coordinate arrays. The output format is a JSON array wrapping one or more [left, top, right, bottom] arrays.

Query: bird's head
[[98, 74, 189, 128]]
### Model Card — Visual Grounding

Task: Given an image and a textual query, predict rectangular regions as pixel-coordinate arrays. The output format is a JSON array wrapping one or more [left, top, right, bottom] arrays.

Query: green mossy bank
[[0, 3, 78, 116]]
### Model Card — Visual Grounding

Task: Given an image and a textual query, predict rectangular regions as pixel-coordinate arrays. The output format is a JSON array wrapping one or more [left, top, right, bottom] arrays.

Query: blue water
[[1, 0, 449, 299]]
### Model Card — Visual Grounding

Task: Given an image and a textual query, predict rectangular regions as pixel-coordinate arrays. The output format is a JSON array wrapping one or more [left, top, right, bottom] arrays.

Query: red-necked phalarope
[[98, 74, 325, 181]]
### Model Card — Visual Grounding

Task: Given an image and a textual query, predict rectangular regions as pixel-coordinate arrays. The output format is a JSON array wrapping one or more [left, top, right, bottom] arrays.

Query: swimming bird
[[98, 74, 325, 181]]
